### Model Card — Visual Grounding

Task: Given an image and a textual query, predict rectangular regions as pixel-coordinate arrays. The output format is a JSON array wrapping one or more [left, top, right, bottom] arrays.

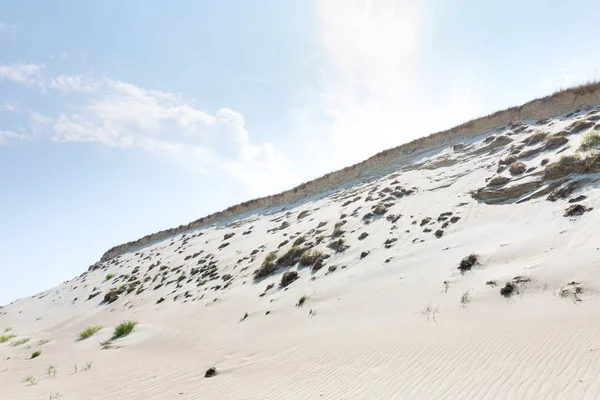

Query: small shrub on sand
[[508, 161, 526, 175], [30, 350, 41, 359], [82, 361, 93, 371], [3, 327, 12, 332], [315, 235, 325, 244], [105, 273, 115, 281], [332, 226, 345, 237], [500, 282, 516, 297], [299, 249, 322, 267], [112, 320, 137, 340], [292, 236, 307, 246], [78, 325, 103, 341], [281, 270, 299, 287], [560, 153, 582, 162], [372, 203, 387, 215], [327, 238, 348, 253], [37, 339, 51, 346], [264, 251, 278, 264], [569, 119, 595, 133], [544, 134, 568, 149], [458, 254, 478, 272], [276, 246, 305, 267], [254, 251, 278, 279], [526, 130, 547, 145], [0, 333, 16, 343], [579, 131, 600, 151]]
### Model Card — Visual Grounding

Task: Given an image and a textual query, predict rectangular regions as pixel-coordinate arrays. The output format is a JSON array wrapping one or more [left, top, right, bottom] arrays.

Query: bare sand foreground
[[3, 86, 600, 399]]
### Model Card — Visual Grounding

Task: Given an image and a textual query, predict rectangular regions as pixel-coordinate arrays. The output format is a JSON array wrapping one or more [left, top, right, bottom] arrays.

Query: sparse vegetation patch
[[12, 337, 30, 347], [0, 333, 16, 343], [78, 325, 103, 341], [299, 249, 322, 267]]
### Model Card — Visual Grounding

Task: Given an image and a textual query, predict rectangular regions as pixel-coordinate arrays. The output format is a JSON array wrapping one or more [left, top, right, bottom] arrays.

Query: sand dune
[[2, 90, 600, 399]]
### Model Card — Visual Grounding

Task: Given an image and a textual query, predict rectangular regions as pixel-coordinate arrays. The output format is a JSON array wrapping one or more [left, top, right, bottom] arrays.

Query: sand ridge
[[2, 100, 600, 399]]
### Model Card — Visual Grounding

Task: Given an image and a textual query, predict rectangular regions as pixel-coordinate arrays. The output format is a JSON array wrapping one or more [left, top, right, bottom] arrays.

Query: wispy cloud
[[1, 103, 20, 113], [0, 22, 15, 32], [0, 129, 20, 145], [50, 75, 101, 93], [0, 64, 44, 86]]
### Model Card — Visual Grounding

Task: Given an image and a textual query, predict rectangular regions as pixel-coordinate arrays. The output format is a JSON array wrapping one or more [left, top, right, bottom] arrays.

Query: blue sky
[[1, 0, 599, 305]]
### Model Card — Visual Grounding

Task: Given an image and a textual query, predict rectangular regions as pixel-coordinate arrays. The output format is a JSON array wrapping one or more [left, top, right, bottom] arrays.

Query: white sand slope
[[2, 95, 600, 399]]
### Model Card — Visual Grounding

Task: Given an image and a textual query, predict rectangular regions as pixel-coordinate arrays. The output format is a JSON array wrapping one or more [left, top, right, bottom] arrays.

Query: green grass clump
[[0, 333, 17, 343], [78, 325, 103, 341], [3, 327, 12, 332], [579, 131, 600, 151], [105, 273, 115, 280], [112, 320, 138, 340], [276, 246, 305, 266], [31, 350, 41, 359], [264, 251, 277, 264], [12, 337, 30, 346], [254, 251, 279, 279]]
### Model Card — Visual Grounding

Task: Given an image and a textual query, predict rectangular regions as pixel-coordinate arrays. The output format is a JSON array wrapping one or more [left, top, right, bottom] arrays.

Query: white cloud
[[48, 78, 297, 193], [1, 103, 20, 113], [0, 130, 21, 145], [0, 64, 43, 85], [50, 75, 101, 93], [0, 63, 298, 192]]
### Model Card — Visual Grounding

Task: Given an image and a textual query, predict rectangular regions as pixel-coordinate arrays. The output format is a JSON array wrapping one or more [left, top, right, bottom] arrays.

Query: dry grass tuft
[[299, 249, 323, 267], [579, 130, 600, 151]]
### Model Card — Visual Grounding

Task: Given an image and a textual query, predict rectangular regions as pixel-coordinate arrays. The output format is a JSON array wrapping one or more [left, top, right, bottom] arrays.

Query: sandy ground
[[2, 106, 600, 399]]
